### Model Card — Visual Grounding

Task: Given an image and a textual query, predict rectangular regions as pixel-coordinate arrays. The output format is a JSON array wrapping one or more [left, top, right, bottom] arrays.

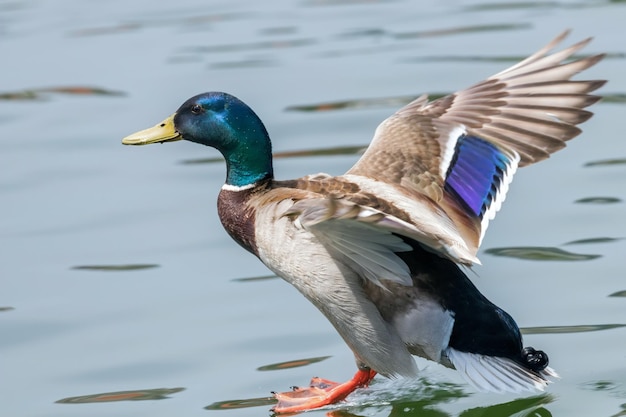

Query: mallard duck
[[122, 31, 605, 413]]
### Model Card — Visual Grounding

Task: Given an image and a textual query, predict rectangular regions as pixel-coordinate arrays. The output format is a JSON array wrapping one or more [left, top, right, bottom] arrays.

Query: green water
[[2, 0, 625, 416]]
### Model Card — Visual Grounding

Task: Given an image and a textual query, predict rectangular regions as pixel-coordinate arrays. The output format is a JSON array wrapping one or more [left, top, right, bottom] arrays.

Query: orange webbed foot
[[272, 369, 376, 414]]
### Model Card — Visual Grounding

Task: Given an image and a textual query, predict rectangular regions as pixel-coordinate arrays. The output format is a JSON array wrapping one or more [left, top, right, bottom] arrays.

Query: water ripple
[[56, 387, 184, 403], [484, 246, 601, 261]]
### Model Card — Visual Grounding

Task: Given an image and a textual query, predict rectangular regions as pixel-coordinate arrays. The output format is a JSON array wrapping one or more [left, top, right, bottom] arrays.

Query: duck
[[122, 31, 605, 413]]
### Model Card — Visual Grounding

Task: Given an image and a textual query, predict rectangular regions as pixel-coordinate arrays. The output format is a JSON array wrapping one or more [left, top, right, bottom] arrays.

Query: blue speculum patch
[[444, 135, 510, 217]]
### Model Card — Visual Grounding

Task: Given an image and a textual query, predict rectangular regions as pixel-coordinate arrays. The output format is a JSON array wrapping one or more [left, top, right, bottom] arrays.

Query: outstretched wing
[[348, 31, 605, 255]]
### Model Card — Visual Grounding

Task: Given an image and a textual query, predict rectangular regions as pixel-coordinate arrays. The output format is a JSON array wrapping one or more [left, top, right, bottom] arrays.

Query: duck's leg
[[272, 368, 377, 413]]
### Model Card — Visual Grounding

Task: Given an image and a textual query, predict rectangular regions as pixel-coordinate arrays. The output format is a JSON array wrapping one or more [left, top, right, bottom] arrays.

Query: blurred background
[[2, 0, 625, 416]]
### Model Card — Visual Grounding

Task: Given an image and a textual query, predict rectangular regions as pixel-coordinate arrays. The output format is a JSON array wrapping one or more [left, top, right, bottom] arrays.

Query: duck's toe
[[271, 369, 376, 414]]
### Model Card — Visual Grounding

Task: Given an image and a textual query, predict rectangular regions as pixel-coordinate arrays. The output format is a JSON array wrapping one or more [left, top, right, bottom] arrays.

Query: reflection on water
[[575, 196, 622, 204], [210, 59, 277, 69], [55, 387, 185, 403], [204, 396, 277, 411], [68, 12, 248, 37], [71, 264, 160, 271], [0, 86, 125, 100], [564, 237, 623, 245], [585, 158, 626, 167], [600, 93, 626, 103], [459, 395, 554, 417], [183, 38, 315, 54], [484, 246, 601, 261], [231, 274, 279, 282], [522, 323, 626, 334], [463, 1, 577, 12], [330, 378, 468, 415], [581, 380, 626, 402], [393, 23, 531, 39], [257, 355, 332, 371]]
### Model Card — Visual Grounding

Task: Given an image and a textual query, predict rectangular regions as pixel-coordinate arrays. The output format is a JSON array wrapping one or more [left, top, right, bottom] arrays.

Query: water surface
[[2, 1, 625, 416]]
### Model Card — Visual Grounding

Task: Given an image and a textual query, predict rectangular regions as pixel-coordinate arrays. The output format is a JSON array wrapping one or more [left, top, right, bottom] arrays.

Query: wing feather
[[285, 197, 412, 288], [348, 31, 605, 254]]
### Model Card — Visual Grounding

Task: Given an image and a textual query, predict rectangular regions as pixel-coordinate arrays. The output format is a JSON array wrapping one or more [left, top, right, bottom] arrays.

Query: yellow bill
[[122, 114, 182, 145]]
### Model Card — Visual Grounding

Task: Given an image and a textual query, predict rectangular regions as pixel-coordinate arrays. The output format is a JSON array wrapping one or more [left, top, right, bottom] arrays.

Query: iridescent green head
[[123, 92, 274, 187]]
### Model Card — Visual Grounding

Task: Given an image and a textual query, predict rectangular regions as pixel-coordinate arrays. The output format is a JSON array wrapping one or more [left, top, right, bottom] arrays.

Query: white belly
[[254, 199, 418, 378]]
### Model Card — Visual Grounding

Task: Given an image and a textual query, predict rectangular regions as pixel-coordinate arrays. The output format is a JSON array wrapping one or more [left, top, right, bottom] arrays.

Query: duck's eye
[[191, 104, 203, 114]]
